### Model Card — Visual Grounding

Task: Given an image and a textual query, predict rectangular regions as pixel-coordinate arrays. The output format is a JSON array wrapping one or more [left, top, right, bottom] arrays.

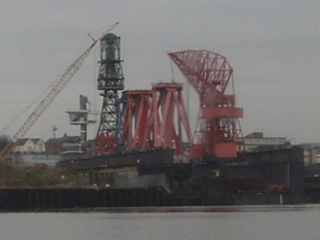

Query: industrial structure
[[0, 23, 245, 162], [169, 51, 244, 158], [0, 26, 314, 209], [67, 95, 94, 151], [91, 33, 246, 160], [116, 50, 245, 160], [96, 33, 124, 156], [119, 83, 193, 159], [0, 22, 119, 159]]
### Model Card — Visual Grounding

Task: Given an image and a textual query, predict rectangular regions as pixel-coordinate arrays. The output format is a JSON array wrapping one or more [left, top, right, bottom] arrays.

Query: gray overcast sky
[[0, 0, 320, 144]]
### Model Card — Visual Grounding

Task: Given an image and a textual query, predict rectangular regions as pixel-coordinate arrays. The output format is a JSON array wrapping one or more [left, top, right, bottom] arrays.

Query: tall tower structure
[[67, 95, 96, 153], [96, 33, 124, 155]]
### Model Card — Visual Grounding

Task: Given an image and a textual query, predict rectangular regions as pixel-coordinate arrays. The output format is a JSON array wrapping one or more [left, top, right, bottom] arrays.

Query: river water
[[0, 205, 319, 240]]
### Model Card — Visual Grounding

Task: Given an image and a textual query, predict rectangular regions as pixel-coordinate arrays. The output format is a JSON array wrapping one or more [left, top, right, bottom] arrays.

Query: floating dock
[[0, 147, 308, 211]]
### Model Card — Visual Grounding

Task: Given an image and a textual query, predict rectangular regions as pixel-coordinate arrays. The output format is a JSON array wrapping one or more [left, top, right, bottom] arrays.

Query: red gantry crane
[[169, 50, 244, 158], [0, 22, 119, 159], [119, 83, 193, 156]]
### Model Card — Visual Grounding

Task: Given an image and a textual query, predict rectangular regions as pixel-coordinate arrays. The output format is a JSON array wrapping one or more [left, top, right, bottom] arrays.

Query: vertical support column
[[152, 83, 193, 154], [120, 90, 153, 151], [96, 33, 124, 155]]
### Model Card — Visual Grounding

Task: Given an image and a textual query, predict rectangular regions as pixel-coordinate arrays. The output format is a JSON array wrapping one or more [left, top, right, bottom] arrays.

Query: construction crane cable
[[0, 22, 119, 158], [1, 80, 56, 134], [2, 31, 94, 135]]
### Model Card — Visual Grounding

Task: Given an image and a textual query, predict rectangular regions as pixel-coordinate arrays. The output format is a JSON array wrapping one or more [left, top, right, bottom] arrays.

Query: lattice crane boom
[[169, 50, 244, 158], [0, 22, 119, 158]]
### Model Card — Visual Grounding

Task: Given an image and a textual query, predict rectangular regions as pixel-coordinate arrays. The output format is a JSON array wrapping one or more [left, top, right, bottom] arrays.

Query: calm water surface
[[0, 205, 319, 240]]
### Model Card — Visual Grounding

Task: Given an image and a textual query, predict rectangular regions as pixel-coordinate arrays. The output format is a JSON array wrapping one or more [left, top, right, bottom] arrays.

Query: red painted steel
[[152, 83, 193, 154], [169, 50, 244, 158], [202, 107, 243, 118], [120, 90, 153, 151], [120, 83, 193, 154], [96, 134, 116, 156]]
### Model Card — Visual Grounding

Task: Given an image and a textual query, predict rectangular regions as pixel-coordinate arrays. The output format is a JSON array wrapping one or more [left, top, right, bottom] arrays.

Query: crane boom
[[169, 50, 244, 158], [0, 22, 119, 158]]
